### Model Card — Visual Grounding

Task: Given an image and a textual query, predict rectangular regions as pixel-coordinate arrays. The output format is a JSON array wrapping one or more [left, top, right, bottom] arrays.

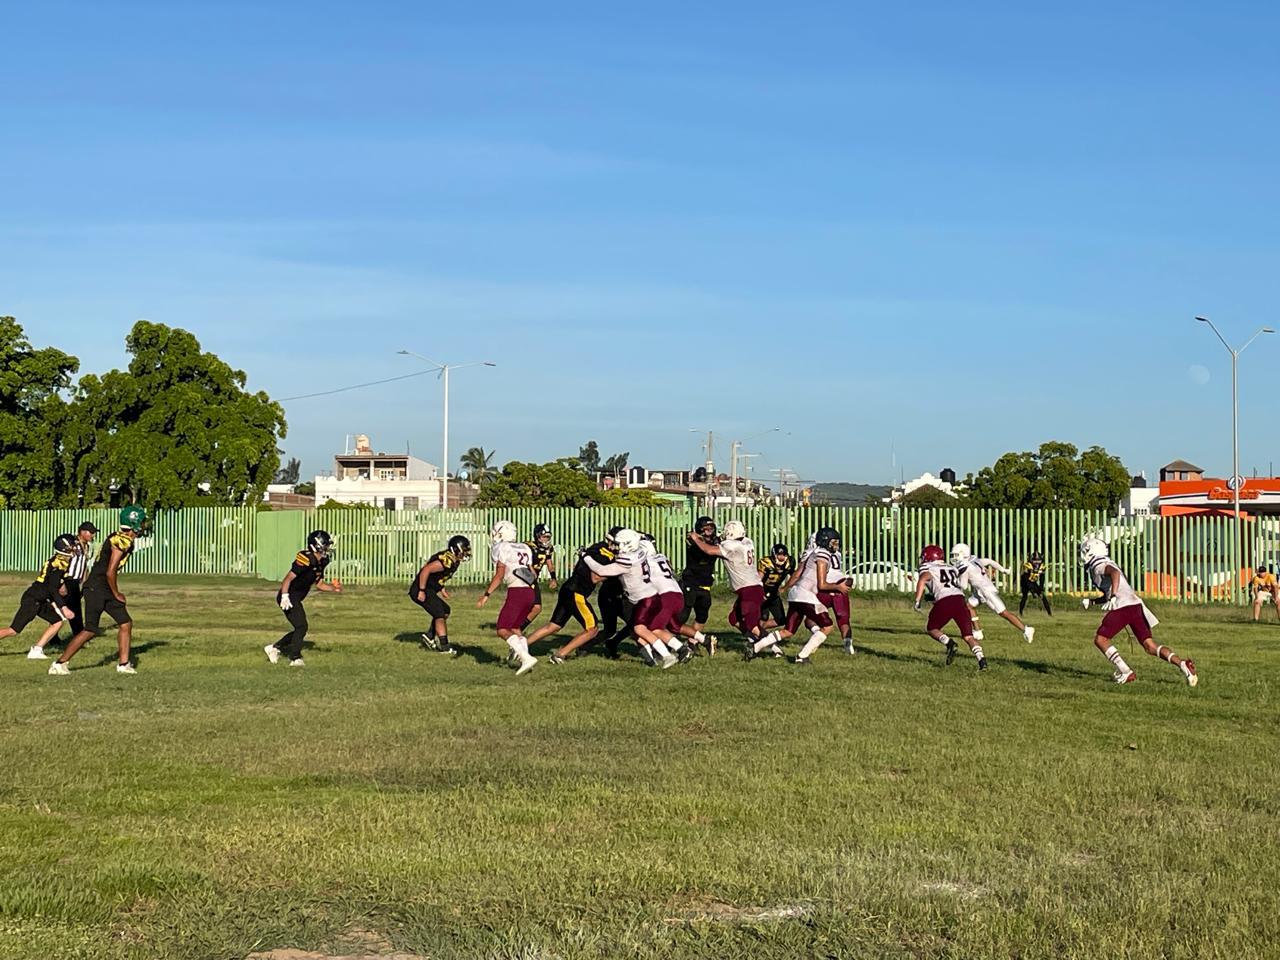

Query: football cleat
[[707, 635, 718, 656], [977, 657, 988, 672], [771, 644, 785, 658], [548, 653, 566, 666], [842, 639, 856, 656], [264, 644, 280, 664], [289, 658, 305, 667], [27, 646, 48, 660], [638, 646, 657, 667], [794, 656, 812, 666], [421, 633, 439, 651], [660, 653, 678, 669], [675, 645, 694, 664], [516, 654, 538, 676], [1113, 669, 1136, 684], [1181, 659, 1199, 688], [944, 640, 958, 666], [47, 661, 70, 676], [116, 662, 136, 675], [1023, 626, 1035, 644], [742, 643, 756, 662]]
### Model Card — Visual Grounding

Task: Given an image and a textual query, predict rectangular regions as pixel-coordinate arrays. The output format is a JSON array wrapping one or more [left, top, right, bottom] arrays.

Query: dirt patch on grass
[[663, 898, 811, 924], [247, 926, 423, 960], [919, 880, 988, 901]]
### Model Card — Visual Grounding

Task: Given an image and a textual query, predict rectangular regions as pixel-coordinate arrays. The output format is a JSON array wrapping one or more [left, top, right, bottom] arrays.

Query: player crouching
[[914, 544, 986, 670], [1079, 537, 1197, 687], [0, 534, 80, 652], [409, 535, 470, 655], [478, 520, 538, 676], [265, 529, 342, 667], [951, 544, 1034, 644]]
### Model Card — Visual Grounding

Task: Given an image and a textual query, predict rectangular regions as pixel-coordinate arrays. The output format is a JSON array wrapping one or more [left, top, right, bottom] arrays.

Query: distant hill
[[810, 482, 890, 506]]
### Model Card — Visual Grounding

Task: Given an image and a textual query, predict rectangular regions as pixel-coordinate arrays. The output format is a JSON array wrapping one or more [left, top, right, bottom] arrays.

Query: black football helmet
[[694, 515, 718, 543], [815, 526, 840, 551], [1030, 550, 1044, 564], [533, 522, 553, 547], [772, 543, 789, 557], [307, 529, 334, 557], [448, 535, 472, 560], [53, 533, 79, 556]]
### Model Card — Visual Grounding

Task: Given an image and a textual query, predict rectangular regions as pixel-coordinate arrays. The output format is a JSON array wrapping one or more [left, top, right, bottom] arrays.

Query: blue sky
[[4, 1, 1279, 485]]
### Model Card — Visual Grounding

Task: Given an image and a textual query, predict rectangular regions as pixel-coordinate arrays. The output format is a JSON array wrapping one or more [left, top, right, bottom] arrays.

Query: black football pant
[[1019, 576, 1051, 616], [274, 602, 309, 661]]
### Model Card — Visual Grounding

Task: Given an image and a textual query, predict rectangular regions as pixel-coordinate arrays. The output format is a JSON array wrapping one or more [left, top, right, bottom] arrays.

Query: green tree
[[295, 481, 316, 496], [576, 440, 601, 474], [459, 446, 496, 484], [599, 487, 662, 507], [898, 484, 966, 509], [275, 456, 301, 485], [965, 442, 1129, 511], [601, 451, 629, 477], [475, 461, 607, 508], [0, 318, 79, 508], [66, 321, 287, 508]]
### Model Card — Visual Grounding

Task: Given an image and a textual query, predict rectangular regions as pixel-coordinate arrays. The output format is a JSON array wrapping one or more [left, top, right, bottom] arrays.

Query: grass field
[[0, 572, 1277, 960]]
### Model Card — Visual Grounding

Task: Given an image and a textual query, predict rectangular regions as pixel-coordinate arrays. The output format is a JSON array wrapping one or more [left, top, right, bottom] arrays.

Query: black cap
[[79, 521, 99, 534]]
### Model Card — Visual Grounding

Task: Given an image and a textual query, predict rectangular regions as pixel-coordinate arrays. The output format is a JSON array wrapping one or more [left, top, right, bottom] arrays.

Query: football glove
[[280, 594, 293, 611]]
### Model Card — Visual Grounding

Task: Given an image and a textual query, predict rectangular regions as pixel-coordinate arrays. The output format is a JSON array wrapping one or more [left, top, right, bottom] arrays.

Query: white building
[[887, 469, 961, 502], [1120, 472, 1160, 517], [314, 435, 444, 509]]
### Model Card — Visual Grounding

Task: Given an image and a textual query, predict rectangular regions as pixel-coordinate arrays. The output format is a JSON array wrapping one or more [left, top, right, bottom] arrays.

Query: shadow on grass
[[89, 639, 170, 668], [393, 632, 505, 666]]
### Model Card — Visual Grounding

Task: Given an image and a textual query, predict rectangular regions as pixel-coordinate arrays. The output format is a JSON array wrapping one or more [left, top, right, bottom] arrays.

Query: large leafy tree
[[275, 456, 301, 485], [0, 318, 79, 508], [965, 442, 1129, 511], [67, 321, 286, 508], [475, 461, 604, 507]]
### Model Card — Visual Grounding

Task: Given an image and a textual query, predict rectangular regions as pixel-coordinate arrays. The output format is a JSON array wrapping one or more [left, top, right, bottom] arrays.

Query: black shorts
[[550, 583, 598, 630], [677, 583, 712, 625], [531, 582, 543, 607], [83, 584, 131, 633], [8, 587, 60, 634], [761, 592, 785, 625], [1021, 577, 1045, 596], [411, 588, 450, 620]]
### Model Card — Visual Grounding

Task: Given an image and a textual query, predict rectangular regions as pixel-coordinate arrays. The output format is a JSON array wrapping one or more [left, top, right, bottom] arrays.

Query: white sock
[[798, 630, 826, 660], [651, 639, 671, 657], [1104, 645, 1130, 673], [513, 635, 530, 656], [972, 644, 985, 661], [693, 631, 706, 643], [667, 637, 685, 651], [753, 631, 779, 653], [935, 633, 951, 647], [506, 637, 521, 657]]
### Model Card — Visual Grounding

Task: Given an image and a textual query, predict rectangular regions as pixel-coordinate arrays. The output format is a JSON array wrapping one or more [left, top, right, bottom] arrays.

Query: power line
[[278, 369, 435, 402]]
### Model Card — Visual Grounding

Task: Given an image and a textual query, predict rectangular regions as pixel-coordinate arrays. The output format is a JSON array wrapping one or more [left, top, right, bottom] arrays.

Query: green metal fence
[[2, 505, 1278, 603]]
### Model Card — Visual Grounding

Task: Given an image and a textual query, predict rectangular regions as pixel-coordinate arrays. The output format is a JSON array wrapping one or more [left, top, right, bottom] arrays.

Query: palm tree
[[460, 447, 496, 485]]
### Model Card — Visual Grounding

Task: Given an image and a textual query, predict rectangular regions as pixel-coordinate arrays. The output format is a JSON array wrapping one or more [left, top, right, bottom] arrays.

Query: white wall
[[313, 476, 444, 509]]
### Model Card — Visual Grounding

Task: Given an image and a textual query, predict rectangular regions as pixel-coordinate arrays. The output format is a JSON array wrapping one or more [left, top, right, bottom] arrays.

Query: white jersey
[[650, 550, 683, 596], [919, 560, 965, 600], [1087, 558, 1141, 609], [718, 537, 762, 590], [788, 549, 830, 605], [491, 541, 535, 589], [821, 549, 847, 587], [957, 557, 997, 594], [618, 550, 659, 603]]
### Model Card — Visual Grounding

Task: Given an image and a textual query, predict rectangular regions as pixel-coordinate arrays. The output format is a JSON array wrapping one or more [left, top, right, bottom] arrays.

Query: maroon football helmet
[[921, 544, 945, 563]]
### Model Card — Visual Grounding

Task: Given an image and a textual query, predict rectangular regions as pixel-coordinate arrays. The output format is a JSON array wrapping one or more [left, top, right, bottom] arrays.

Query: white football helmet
[[951, 543, 972, 564], [638, 537, 657, 559], [491, 520, 518, 544], [722, 519, 747, 541], [1079, 536, 1108, 565], [615, 528, 643, 555]]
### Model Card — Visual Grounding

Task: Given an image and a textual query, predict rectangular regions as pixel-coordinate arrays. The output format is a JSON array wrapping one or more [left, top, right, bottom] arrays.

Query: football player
[[477, 520, 538, 676], [598, 525, 634, 656], [409, 535, 470, 654], [675, 516, 719, 654], [612, 528, 691, 668], [1019, 551, 1052, 616], [28, 521, 97, 659], [527, 529, 627, 663], [1250, 564, 1279, 622], [1079, 537, 1197, 686], [913, 544, 985, 670], [687, 519, 765, 649], [749, 527, 848, 665], [522, 522, 559, 630], [810, 529, 855, 655], [951, 544, 1034, 644], [263, 529, 342, 667], [50, 505, 149, 675], [758, 543, 795, 630], [0, 534, 79, 649]]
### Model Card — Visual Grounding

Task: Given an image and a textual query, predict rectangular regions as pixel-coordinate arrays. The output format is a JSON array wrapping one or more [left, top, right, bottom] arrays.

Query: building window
[[378, 469, 399, 480], [403, 497, 419, 510]]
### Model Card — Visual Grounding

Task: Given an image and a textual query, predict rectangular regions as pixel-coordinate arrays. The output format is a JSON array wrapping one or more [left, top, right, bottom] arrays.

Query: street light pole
[[1196, 317, 1274, 602], [398, 350, 496, 510]]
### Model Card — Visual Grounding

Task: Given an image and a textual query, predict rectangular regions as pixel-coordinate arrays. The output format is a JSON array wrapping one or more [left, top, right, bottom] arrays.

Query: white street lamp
[[397, 350, 496, 509]]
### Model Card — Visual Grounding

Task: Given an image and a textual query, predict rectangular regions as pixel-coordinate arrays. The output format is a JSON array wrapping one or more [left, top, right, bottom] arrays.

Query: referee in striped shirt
[[30, 521, 98, 657]]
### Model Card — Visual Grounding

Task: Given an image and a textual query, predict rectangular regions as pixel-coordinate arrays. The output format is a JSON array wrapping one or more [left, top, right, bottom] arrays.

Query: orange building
[[1158, 459, 1280, 517]]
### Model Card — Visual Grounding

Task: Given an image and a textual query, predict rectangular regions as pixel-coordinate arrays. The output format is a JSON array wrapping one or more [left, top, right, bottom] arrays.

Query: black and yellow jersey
[[680, 541, 717, 589], [31, 553, 71, 603], [413, 549, 460, 593], [569, 541, 616, 596], [524, 540, 555, 575], [85, 532, 135, 590], [1022, 561, 1045, 585], [758, 554, 796, 596], [284, 549, 330, 600]]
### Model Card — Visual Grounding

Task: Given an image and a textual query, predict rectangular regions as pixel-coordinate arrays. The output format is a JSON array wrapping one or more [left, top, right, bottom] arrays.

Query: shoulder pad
[[294, 551, 311, 566]]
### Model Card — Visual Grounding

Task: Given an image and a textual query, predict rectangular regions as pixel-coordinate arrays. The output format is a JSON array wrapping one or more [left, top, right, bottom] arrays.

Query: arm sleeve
[[982, 559, 1011, 575], [584, 556, 629, 577]]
